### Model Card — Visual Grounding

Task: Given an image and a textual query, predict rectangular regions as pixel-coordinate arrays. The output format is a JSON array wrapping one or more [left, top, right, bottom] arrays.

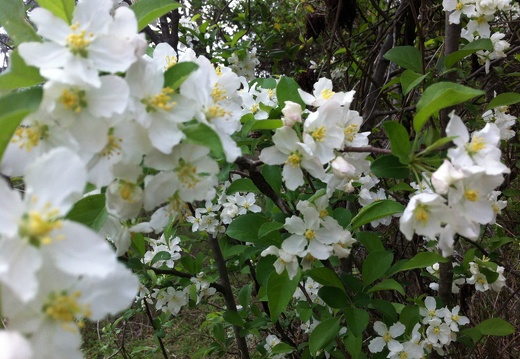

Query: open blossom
[[259, 126, 325, 190], [443, 0, 477, 24], [18, 0, 145, 87], [368, 321, 406, 353], [0, 148, 123, 303], [400, 193, 449, 240]]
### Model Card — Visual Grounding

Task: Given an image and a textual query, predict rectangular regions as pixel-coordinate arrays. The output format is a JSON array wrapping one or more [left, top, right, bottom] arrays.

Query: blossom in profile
[[399, 193, 449, 240]]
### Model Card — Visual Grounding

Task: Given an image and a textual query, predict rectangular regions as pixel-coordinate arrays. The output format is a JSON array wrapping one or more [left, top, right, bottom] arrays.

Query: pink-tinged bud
[[281, 101, 302, 126], [331, 156, 355, 178]]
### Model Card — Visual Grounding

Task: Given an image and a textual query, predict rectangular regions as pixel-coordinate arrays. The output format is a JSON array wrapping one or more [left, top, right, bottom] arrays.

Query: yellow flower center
[[206, 105, 229, 119], [344, 124, 359, 142], [215, 65, 223, 76], [251, 103, 259, 114], [176, 159, 199, 188], [60, 89, 87, 113], [143, 87, 176, 112], [11, 125, 49, 152], [100, 134, 123, 158], [464, 189, 479, 202], [67, 23, 93, 57], [311, 126, 326, 142], [321, 88, 334, 100], [286, 152, 302, 168], [165, 55, 177, 69], [44, 291, 91, 331], [119, 181, 135, 202], [20, 206, 62, 247], [305, 229, 316, 240], [319, 209, 328, 218], [467, 136, 486, 154], [456, 2, 464, 11], [383, 332, 392, 343], [414, 204, 429, 224], [267, 89, 275, 99], [211, 85, 227, 102], [399, 353, 409, 359], [452, 314, 459, 322], [433, 326, 440, 334]]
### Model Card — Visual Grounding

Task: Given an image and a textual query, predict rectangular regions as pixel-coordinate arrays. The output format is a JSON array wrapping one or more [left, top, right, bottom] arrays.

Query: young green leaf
[[442, 38, 493, 69], [487, 92, 520, 110], [226, 213, 268, 243], [267, 270, 300, 323], [400, 70, 428, 95], [163, 62, 199, 90], [476, 318, 515, 336], [395, 252, 449, 273], [0, 0, 40, 45], [37, 0, 75, 24], [65, 193, 108, 231], [350, 199, 404, 230], [131, 0, 182, 31], [371, 155, 409, 179], [182, 122, 225, 159], [383, 46, 423, 73], [383, 121, 411, 164], [414, 82, 484, 133], [309, 317, 341, 356], [362, 250, 394, 286], [276, 76, 305, 109], [0, 50, 44, 90]]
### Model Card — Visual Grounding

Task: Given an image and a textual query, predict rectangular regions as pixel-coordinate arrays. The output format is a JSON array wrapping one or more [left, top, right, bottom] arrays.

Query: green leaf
[[418, 136, 456, 156], [151, 251, 171, 265], [344, 308, 369, 336], [238, 284, 252, 308], [276, 76, 305, 109], [368, 279, 405, 295], [163, 62, 199, 90], [396, 252, 449, 272], [400, 70, 428, 95], [350, 200, 404, 231], [383, 122, 411, 164], [399, 305, 420, 333], [226, 213, 268, 243], [487, 92, 520, 110], [414, 82, 484, 133], [383, 46, 422, 73], [131, 0, 182, 31], [65, 194, 108, 231], [356, 232, 384, 253], [37, 0, 75, 23], [182, 123, 225, 159], [443, 39, 493, 69], [0, 0, 40, 45], [250, 119, 283, 131], [332, 207, 352, 229], [0, 50, 44, 90], [309, 317, 341, 356], [262, 165, 283, 194], [271, 342, 294, 354], [371, 155, 409, 179], [258, 221, 284, 238], [0, 87, 43, 161], [362, 250, 393, 286], [225, 178, 259, 194], [476, 318, 515, 336], [307, 267, 345, 290], [344, 332, 362, 358], [267, 270, 300, 323], [230, 29, 247, 47], [223, 310, 243, 327], [318, 286, 349, 309]]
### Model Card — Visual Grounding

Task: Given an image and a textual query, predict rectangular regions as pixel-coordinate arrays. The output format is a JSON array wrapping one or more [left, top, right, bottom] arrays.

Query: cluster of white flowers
[[260, 78, 373, 194], [0, 0, 263, 356], [442, 0, 518, 72], [143, 234, 182, 268], [261, 198, 356, 279], [400, 112, 509, 257], [482, 98, 517, 140], [467, 258, 506, 291], [368, 296, 470, 358], [186, 185, 263, 235], [228, 47, 261, 81]]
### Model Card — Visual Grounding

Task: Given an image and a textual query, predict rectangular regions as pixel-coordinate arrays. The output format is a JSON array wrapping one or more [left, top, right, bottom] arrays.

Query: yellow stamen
[[305, 229, 316, 240], [311, 126, 326, 142], [286, 152, 302, 168], [464, 189, 479, 202], [467, 136, 486, 154], [67, 23, 93, 57], [60, 89, 87, 113], [414, 205, 429, 224], [44, 291, 91, 332], [11, 125, 49, 152], [100, 134, 123, 158], [344, 124, 359, 142], [143, 87, 176, 112], [176, 159, 199, 188], [211, 85, 227, 102], [321, 88, 334, 100]]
